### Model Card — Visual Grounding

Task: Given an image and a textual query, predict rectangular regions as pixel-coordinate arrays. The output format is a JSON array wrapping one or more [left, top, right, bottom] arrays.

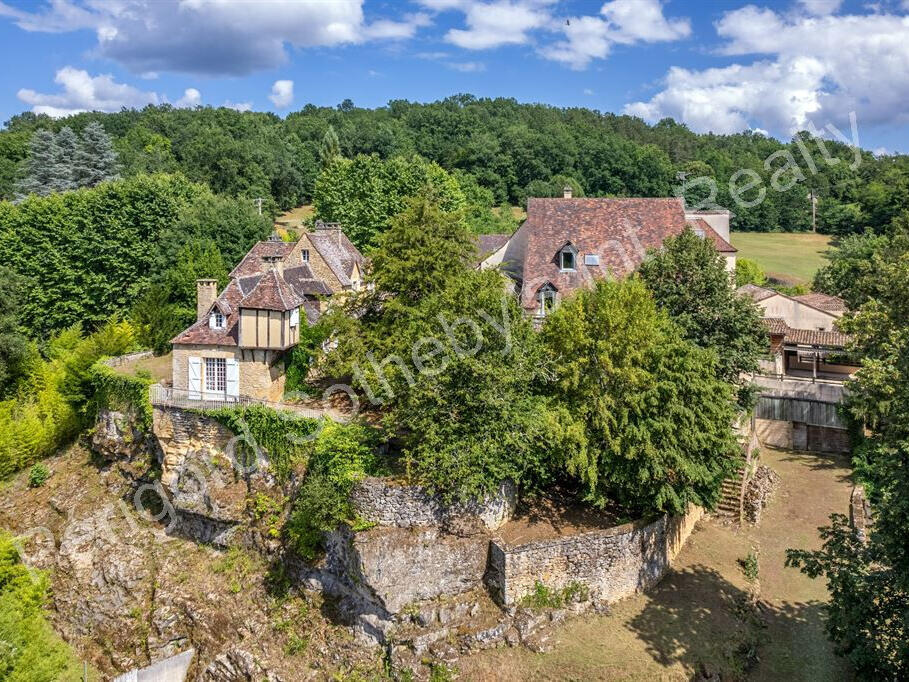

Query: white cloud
[[268, 80, 294, 109], [583, 88, 594, 95], [798, 0, 843, 15], [175, 87, 201, 108], [447, 60, 486, 71], [625, 6, 909, 135], [17, 66, 159, 117], [539, 0, 690, 69], [0, 0, 428, 76], [441, 0, 550, 50], [224, 100, 253, 112]]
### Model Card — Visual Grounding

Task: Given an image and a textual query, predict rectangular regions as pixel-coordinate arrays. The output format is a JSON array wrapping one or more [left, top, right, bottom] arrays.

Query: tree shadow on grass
[[778, 450, 854, 484], [626, 564, 840, 679]]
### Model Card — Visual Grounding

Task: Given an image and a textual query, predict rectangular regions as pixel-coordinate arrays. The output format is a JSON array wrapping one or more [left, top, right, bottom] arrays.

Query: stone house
[[479, 190, 736, 318], [737, 284, 858, 381], [170, 222, 364, 402]]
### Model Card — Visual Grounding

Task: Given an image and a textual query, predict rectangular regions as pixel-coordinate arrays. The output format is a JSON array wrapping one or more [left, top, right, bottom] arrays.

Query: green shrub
[[735, 258, 767, 287], [519, 580, 589, 610], [0, 531, 83, 680], [739, 550, 760, 583], [283, 322, 329, 397], [27, 463, 49, 488], [286, 421, 380, 559]]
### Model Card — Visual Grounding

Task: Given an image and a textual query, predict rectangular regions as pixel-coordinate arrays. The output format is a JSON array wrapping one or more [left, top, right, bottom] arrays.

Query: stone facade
[[171, 344, 286, 402], [486, 506, 703, 606], [350, 478, 516, 535]]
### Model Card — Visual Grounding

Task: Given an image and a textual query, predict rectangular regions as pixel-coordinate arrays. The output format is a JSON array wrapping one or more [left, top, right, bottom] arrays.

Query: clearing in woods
[[460, 446, 855, 681], [730, 232, 832, 285]]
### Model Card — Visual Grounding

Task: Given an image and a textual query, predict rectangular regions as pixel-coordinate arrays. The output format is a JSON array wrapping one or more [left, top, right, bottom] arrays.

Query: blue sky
[[1, 0, 908, 152]]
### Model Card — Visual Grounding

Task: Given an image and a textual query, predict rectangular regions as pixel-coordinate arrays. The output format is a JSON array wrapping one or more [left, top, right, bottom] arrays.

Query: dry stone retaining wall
[[350, 478, 516, 535], [486, 505, 702, 606]]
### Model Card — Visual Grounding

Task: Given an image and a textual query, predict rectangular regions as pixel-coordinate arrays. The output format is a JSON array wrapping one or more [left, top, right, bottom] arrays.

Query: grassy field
[[112, 352, 172, 383], [730, 232, 832, 285], [461, 446, 854, 681]]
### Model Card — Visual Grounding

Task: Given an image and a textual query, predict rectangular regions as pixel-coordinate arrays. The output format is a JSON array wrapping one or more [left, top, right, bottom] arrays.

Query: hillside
[[3, 96, 908, 235], [731, 232, 833, 285]]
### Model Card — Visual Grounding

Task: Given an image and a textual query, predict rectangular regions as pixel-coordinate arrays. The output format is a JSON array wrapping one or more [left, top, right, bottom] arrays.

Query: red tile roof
[[761, 318, 850, 348], [239, 269, 306, 311], [229, 241, 294, 278], [686, 218, 737, 253], [501, 197, 690, 311], [172, 279, 244, 346], [793, 292, 847, 312]]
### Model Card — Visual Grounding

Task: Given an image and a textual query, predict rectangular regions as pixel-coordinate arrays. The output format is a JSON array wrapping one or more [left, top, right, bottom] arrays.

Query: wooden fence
[[754, 395, 846, 429]]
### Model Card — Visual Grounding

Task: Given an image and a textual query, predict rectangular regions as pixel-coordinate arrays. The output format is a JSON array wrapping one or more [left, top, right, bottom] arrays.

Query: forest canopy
[[4, 96, 906, 235]]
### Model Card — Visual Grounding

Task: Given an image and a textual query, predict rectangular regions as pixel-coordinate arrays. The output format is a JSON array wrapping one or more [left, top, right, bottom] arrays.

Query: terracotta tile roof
[[308, 226, 364, 287], [504, 197, 690, 311], [763, 318, 789, 335], [476, 233, 511, 256], [761, 317, 850, 348], [686, 218, 737, 253], [172, 279, 244, 346], [282, 264, 333, 296], [239, 269, 306, 311], [737, 283, 778, 302], [793, 292, 847, 312], [229, 241, 294, 278]]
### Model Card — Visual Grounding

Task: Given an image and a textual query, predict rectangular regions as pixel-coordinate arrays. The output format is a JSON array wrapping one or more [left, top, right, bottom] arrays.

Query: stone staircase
[[716, 464, 746, 520]]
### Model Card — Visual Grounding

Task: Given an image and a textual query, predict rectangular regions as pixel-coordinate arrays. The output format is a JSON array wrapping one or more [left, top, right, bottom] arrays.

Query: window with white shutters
[[205, 357, 226, 392]]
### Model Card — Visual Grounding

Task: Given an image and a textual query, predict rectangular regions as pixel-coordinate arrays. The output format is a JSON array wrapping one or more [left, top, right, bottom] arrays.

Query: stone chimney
[[563, 185, 573, 199], [196, 279, 218, 322], [263, 255, 284, 276]]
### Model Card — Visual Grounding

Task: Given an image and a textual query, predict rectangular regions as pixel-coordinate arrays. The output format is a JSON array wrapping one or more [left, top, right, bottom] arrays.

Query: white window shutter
[[226, 358, 240, 398], [290, 307, 299, 327], [188, 357, 202, 400]]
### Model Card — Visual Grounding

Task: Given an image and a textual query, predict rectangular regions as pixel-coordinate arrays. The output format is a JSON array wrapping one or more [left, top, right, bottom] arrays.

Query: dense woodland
[[2, 96, 909, 234]]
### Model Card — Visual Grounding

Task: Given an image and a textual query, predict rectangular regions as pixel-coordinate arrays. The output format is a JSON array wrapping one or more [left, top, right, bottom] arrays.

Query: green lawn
[[730, 232, 832, 285]]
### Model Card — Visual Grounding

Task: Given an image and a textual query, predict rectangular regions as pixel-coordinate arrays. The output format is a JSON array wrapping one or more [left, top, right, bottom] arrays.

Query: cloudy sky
[[1, 0, 908, 152]]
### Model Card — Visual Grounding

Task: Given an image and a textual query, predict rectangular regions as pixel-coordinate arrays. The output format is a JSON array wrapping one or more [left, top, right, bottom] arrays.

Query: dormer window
[[538, 283, 557, 316], [301, 249, 310, 262], [210, 311, 225, 329], [558, 243, 578, 272]]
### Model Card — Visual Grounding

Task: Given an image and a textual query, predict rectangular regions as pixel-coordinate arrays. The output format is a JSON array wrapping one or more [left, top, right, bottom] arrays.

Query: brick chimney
[[196, 279, 218, 322], [563, 185, 573, 199]]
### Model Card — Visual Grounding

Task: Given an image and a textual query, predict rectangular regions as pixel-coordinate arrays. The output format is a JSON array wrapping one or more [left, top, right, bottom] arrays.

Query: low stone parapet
[[486, 505, 702, 606], [350, 478, 516, 535]]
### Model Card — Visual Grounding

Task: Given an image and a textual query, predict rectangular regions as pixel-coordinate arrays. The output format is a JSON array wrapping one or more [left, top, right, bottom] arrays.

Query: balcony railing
[[148, 384, 340, 420]]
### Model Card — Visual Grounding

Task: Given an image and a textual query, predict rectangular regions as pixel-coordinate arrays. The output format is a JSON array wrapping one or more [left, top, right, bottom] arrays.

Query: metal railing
[[148, 384, 336, 420]]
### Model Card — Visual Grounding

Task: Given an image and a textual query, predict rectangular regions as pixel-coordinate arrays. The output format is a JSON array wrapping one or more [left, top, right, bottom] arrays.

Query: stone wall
[[350, 478, 516, 535], [486, 505, 703, 606], [755, 418, 850, 453], [324, 525, 492, 615]]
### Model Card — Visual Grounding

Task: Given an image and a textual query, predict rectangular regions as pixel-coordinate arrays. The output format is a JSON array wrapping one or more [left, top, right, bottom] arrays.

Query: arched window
[[538, 283, 557, 316]]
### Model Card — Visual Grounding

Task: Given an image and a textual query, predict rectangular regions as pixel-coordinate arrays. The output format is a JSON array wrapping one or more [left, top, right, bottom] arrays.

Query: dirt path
[[460, 447, 854, 681]]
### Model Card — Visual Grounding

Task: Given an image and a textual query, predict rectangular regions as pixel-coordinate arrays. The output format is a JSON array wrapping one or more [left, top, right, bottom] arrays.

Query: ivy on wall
[[88, 360, 154, 429]]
